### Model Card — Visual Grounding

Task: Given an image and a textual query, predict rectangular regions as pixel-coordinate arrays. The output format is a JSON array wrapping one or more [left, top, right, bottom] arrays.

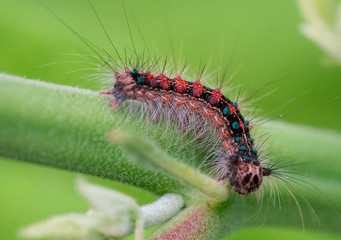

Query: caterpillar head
[[228, 160, 264, 195]]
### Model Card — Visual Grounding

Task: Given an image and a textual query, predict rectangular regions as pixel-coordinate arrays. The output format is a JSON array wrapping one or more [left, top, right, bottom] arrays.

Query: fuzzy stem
[[1, 74, 341, 233], [109, 131, 228, 201], [141, 194, 184, 228], [0, 73, 186, 196], [146, 201, 223, 240]]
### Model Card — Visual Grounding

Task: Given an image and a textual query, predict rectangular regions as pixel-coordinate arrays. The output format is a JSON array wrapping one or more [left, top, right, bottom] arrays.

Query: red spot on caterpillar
[[228, 105, 237, 114], [147, 74, 154, 80], [239, 120, 245, 130], [192, 81, 204, 97], [147, 74, 157, 87], [209, 89, 223, 105], [175, 76, 187, 94], [160, 75, 171, 90]]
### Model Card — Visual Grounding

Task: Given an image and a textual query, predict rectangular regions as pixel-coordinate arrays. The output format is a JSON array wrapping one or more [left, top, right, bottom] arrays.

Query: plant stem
[[1, 74, 341, 233], [0, 73, 186, 196], [146, 201, 223, 240], [109, 131, 228, 201]]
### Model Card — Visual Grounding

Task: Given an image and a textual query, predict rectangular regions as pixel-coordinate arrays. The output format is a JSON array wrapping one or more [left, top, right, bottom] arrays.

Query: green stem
[[0, 73, 186, 196], [1, 74, 341, 234], [109, 130, 228, 201]]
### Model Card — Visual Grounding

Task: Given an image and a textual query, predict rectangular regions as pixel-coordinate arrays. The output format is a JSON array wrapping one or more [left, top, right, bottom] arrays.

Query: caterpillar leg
[[99, 89, 113, 95], [100, 89, 120, 108], [109, 99, 122, 108]]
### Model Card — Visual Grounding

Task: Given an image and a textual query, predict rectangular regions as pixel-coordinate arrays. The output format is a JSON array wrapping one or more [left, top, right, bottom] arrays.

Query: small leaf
[[19, 179, 142, 240]]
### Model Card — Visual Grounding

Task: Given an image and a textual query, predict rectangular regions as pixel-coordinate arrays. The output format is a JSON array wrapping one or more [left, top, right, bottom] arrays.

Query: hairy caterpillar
[[2, 2, 341, 240], [89, 0, 278, 195], [101, 68, 272, 195], [41, 0, 334, 200]]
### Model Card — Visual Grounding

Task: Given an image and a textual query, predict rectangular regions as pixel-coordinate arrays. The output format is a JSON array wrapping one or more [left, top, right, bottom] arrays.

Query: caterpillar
[[100, 67, 273, 195], [77, 0, 283, 196], [29, 0, 338, 232], [43, 0, 295, 196]]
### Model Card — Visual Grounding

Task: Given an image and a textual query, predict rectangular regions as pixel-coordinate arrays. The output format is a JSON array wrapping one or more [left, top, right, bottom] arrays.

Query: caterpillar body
[[101, 68, 272, 195]]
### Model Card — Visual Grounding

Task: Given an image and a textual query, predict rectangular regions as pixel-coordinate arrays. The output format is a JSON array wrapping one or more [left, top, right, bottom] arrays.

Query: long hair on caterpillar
[[39, 0, 310, 198], [38, 0, 340, 232]]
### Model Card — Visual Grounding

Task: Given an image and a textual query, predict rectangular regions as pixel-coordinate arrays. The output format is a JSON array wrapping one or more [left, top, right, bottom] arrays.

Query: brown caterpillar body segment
[[106, 68, 272, 195]]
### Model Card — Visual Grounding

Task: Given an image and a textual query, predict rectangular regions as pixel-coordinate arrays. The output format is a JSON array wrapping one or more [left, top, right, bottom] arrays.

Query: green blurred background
[[0, 0, 340, 239]]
